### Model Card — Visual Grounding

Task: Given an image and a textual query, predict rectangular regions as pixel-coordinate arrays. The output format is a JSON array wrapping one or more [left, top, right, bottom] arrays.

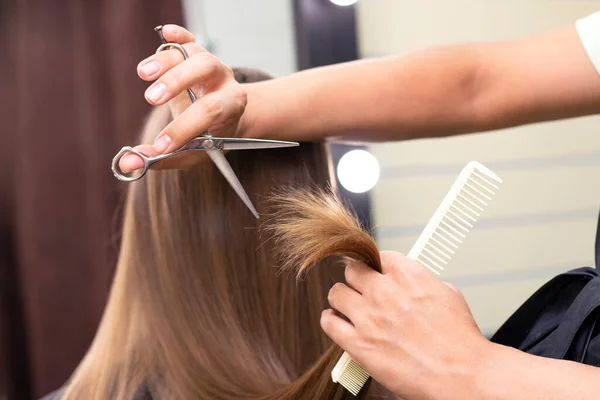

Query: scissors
[[111, 26, 299, 219]]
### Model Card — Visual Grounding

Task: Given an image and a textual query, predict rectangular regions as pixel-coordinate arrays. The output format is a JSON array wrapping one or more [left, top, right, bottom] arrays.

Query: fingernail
[[140, 61, 160, 77], [146, 83, 166, 102], [154, 134, 172, 153]]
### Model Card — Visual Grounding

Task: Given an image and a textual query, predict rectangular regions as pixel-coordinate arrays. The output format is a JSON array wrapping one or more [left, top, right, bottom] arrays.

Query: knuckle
[[320, 311, 331, 327], [371, 313, 392, 330], [371, 282, 395, 304], [371, 290, 387, 306], [222, 63, 234, 77], [200, 96, 224, 118], [390, 260, 412, 277], [184, 42, 204, 55], [237, 88, 248, 104], [344, 261, 361, 284], [163, 123, 182, 141], [230, 86, 248, 111], [200, 53, 222, 75], [163, 68, 182, 90], [344, 262, 357, 283], [320, 312, 337, 334], [164, 48, 186, 67], [327, 282, 344, 304], [407, 260, 430, 278]]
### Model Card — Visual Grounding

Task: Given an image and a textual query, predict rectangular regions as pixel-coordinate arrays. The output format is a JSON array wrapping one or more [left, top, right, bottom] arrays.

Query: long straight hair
[[61, 69, 390, 399]]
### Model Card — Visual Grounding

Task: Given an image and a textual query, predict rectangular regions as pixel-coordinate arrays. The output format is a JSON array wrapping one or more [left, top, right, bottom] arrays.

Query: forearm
[[242, 26, 600, 143], [470, 343, 599, 400], [243, 45, 485, 142]]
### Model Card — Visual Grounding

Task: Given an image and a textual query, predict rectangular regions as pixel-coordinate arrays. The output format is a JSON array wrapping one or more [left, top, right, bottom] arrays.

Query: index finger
[[161, 24, 195, 44], [380, 250, 438, 281], [379, 251, 411, 274], [320, 309, 358, 352]]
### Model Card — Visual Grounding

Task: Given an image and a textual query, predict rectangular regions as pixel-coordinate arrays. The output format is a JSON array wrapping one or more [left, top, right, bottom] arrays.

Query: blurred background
[[1, 1, 599, 399]]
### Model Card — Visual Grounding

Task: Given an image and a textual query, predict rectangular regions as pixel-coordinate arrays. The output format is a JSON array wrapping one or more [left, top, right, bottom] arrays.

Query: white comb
[[331, 161, 502, 396]]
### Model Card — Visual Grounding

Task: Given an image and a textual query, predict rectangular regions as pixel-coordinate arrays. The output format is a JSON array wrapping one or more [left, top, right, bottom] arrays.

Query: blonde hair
[[60, 71, 390, 400]]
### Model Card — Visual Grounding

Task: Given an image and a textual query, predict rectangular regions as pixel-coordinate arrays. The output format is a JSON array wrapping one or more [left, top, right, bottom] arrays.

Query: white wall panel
[[358, 0, 600, 332]]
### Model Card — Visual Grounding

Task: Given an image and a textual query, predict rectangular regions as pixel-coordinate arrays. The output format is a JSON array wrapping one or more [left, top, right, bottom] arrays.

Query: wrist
[[238, 76, 329, 143], [237, 82, 273, 140], [425, 337, 499, 400], [236, 84, 257, 139], [470, 341, 525, 400]]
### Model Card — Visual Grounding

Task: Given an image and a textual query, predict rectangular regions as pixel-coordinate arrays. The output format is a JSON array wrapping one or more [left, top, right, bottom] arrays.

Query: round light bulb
[[329, 0, 358, 6], [337, 149, 380, 193]]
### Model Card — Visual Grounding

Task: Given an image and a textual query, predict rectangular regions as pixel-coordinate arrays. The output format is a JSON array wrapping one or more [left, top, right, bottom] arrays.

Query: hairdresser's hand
[[321, 251, 491, 400], [119, 24, 248, 173]]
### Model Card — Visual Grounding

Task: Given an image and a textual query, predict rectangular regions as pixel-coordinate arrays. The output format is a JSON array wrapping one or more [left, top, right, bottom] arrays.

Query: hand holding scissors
[[118, 24, 254, 173], [112, 26, 298, 219]]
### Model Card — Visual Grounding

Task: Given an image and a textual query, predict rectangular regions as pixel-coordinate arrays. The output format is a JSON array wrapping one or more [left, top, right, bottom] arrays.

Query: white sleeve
[[576, 11, 600, 76]]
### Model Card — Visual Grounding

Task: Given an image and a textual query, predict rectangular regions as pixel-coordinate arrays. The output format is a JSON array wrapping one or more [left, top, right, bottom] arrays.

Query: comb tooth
[[429, 232, 454, 254], [442, 227, 463, 246], [433, 230, 459, 249], [436, 225, 463, 244], [419, 251, 446, 267], [462, 188, 488, 206], [450, 204, 477, 222], [418, 253, 444, 272], [445, 215, 469, 233], [340, 375, 365, 394], [425, 243, 452, 260], [473, 170, 500, 190], [434, 229, 457, 247], [473, 167, 502, 184], [444, 214, 469, 233], [440, 219, 466, 238], [468, 176, 496, 195], [455, 199, 481, 217], [336, 358, 370, 396], [422, 246, 448, 264], [464, 181, 492, 200], [447, 208, 474, 228], [457, 193, 485, 212]]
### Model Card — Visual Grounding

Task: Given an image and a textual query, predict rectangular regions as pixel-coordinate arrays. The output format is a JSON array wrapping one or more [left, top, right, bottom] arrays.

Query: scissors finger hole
[[116, 168, 145, 181], [111, 148, 149, 182]]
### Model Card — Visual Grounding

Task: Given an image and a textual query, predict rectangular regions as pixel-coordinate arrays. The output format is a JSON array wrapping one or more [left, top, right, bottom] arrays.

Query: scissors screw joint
[[203, 139, 214, 149]]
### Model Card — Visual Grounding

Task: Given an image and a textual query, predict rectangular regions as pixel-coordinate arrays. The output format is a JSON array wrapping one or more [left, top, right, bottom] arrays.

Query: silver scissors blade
[[219, 137, 299, 151], [206, 149, 260, 219], [178, 137, 299, 152]]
